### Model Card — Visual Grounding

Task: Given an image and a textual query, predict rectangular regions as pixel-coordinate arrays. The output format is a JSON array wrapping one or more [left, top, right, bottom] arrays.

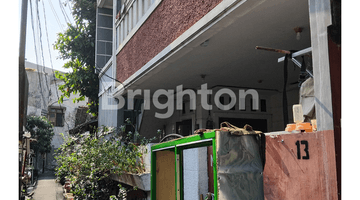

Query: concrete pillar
[[308, 0, 334, 131]]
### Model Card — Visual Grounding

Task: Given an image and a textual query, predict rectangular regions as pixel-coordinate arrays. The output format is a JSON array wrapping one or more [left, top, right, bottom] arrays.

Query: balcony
[[115, 0, 160, 53]]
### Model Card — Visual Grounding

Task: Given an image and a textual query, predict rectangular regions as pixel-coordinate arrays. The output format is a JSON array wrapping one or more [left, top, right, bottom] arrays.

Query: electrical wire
[[80, 54, 125, 87], [41, 0, 70, 130], [94, 63, 124, 85], [48, 0, 64, 32], [42, 2, 127, 119], [58, 0, 72, 25], [54, 3, 124, 89], [65, 0, 73, 14], [56, 7, 123, 88], [38, 8, 103, 127], [36, 0, 50, 92], [41, 0, 60, 101], [99, 75, 112, 99], [30, 0, 46, 109]]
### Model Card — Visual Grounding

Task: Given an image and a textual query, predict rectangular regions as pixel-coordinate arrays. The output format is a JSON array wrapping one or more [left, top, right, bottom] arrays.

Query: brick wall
[[116, 0, 222, 82]]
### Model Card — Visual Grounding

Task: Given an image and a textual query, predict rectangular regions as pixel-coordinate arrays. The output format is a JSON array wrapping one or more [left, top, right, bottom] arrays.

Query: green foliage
[[55, 121, 156, 199], [26, 116, 55, 154], [54, 0, 98, 116]]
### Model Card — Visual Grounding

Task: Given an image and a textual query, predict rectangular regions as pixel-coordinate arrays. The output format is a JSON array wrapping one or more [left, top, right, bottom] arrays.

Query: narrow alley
[[28, 170, 63, 200]]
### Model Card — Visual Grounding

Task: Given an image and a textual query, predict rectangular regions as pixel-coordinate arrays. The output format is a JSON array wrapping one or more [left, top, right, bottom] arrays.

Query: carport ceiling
[[127, 0, 311, 93]]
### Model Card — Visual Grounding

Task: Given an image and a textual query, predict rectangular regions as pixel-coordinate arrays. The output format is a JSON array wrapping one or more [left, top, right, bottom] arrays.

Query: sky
[[25, 0, 75, 73]]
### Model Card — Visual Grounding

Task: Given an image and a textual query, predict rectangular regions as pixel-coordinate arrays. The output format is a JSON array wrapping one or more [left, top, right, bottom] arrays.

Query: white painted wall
[[183, 147, 208, 200], [25, 61, 89, 169]]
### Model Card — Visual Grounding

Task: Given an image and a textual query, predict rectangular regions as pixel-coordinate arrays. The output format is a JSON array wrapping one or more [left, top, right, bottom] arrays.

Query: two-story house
[[95, 0, 340, 199]]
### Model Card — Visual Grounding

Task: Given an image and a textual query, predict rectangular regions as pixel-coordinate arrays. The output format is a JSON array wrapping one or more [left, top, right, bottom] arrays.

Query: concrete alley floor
[[30, 169, 64, 200]]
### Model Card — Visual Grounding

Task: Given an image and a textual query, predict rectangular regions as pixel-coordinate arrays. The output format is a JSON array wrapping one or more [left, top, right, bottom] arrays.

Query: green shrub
[[55, 121, 156, 199]]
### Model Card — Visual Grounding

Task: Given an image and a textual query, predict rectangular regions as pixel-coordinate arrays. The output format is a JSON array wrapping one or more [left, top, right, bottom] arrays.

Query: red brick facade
[[116, 0, 222, 82]]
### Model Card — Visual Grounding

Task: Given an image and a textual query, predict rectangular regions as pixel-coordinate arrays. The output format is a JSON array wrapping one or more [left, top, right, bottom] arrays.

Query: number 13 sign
[[296, 140, 309, 160]]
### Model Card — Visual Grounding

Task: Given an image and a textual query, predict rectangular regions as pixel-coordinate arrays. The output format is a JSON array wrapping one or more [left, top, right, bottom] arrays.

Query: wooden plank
[[263, 131, 338, 200], [207, 146, 214, 194], [156, 150, 176, 200], [109, 173, 148, 191], [255, 46, 291, 54]]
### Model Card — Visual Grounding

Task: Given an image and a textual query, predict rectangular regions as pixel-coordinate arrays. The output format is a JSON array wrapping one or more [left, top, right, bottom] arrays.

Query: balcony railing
[[115, 0, 160, 53]]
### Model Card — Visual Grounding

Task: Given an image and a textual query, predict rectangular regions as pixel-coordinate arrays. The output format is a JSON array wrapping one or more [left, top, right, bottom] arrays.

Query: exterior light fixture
[[293, 27, 303, 40]]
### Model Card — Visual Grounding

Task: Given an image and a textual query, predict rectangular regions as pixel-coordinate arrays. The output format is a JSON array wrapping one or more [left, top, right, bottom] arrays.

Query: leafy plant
[[26, 116, 55, 154], [55, 120, 156, 199], [54, 0, 98, 116]]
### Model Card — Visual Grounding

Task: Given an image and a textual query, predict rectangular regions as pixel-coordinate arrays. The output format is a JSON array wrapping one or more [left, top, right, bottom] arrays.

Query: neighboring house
[[95, 0, 340, 199], [25, 61, 91, 171]]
